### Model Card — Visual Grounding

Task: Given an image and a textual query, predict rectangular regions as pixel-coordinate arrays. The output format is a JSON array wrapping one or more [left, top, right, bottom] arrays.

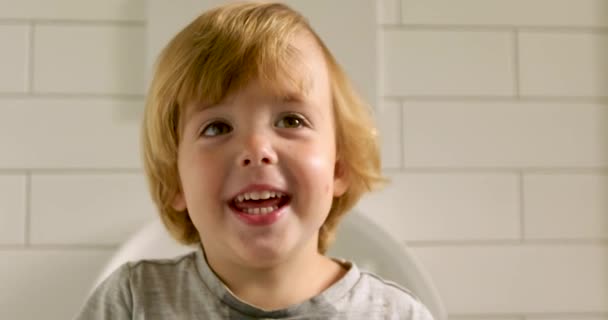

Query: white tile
[[0, 0, 144, 21], [376, 100, 402, 169], [0, 98, 142, 169], [519, 32, 608, 97], [383, 30, 514, 96], [0, 25, 28, 93], [0, 175, 26, 244], [524, 174, 608, 240], [30, 173, 156, 245], [527, 316, 608, 320], [411, 244, 608, 314], [285, 0, 378, 106], [0, 249, 114, 320], [379, 0, 400, 25], [449, 317, 521, 320], [402, 101, 608, 168], [34, 25, 144, 95], [400, 0, 608, 27], [356, 172, 520, 241]]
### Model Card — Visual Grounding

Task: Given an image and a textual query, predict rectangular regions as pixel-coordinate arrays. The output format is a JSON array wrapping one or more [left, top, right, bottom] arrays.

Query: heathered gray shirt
[[75, 246, 434, 319]]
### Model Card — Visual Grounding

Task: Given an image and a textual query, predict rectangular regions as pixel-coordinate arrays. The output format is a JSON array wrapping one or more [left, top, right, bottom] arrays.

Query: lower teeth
[[243, 206, 278, 215]]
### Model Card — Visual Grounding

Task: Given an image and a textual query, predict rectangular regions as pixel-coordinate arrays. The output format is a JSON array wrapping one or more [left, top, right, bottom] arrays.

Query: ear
[[333, 159, 349, 197], [172, 191, 187, 212]]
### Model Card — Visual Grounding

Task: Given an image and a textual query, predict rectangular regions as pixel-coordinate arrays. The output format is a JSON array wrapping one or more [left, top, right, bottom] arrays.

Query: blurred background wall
[[0, 0, 606, 319]]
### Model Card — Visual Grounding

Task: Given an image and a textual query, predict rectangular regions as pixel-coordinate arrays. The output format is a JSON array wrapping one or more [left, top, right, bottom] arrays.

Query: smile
[[228, 189, 291, 226]]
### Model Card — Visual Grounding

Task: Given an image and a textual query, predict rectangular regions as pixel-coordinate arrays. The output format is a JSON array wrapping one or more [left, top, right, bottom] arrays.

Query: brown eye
[[201, 121, 232, 137], [276, 114, 304, 128]]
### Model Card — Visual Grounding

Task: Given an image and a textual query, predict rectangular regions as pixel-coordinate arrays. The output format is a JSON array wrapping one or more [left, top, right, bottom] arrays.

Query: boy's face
[[173, 32, 348, 267]]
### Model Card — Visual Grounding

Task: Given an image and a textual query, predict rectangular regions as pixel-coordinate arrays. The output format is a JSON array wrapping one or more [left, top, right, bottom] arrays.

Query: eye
[[201, 121, 232, 137], [275, 114, 305, 129]]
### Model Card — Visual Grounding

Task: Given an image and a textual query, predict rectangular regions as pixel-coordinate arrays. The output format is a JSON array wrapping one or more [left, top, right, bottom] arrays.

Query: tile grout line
[[0, 18, 145, 27], [383, 167, 608, 174], [27, 22, 35, 93], [449, 312, 608, 319], [24, 171, 31, 246], [513, 28, 520, 98], [382, 95, 608, 102], [0, 168, 143, 174], [380, 23, 608, 33], [405, 238, 608, 247], [399, 98, 405, 170], [519, 171, 525, 242], [0, 92, 145, 99], [0, 244, 120, 251]]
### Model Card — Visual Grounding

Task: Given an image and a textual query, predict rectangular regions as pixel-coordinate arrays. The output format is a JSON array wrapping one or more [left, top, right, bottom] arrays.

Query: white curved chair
[[94, 211, 446, 320]]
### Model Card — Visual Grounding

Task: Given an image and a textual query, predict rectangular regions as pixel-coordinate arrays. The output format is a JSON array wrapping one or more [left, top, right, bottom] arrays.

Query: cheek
[[180, 150, 226, 204], [293, 145, 335, 191]]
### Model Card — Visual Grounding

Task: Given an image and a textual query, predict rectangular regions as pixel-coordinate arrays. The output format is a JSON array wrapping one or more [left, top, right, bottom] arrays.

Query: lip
[[229, 202, 288, 226]]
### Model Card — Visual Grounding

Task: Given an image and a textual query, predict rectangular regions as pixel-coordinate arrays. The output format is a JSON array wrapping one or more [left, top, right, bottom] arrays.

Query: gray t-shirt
[[75, 246, 434, 319]]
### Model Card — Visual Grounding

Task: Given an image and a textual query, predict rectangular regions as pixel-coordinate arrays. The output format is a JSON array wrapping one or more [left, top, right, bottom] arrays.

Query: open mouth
[[228, 191, 291, 215]]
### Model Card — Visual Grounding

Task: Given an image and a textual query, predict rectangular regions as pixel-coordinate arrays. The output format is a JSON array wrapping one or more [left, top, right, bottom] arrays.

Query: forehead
[[184, 32, 330, 114]]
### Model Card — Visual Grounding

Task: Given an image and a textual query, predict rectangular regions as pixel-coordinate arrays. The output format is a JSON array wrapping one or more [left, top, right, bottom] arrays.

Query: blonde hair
[[142, 1, 385, 253]]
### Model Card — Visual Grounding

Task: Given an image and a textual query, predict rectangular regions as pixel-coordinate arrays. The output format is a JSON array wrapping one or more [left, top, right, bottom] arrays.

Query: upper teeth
[[235, 191, 284, 202]]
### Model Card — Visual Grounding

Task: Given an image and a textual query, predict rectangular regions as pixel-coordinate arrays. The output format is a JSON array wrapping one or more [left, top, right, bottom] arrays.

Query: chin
[[235, 239, 295, 268]]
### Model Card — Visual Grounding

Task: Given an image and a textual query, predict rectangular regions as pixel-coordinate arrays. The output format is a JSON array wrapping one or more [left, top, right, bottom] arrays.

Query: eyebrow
[[183, 73, 315, 116]]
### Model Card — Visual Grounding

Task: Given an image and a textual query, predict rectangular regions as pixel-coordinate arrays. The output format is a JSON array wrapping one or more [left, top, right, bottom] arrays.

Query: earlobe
[[333, 160, 349, 197], [172, 192, 187, 211]]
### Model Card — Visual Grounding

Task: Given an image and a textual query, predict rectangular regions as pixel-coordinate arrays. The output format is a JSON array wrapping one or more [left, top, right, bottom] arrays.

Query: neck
[[205, 242, 346, 310]]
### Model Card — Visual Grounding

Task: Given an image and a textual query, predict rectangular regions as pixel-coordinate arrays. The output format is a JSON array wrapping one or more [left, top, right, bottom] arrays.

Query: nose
[[237, 132, 278, 167]]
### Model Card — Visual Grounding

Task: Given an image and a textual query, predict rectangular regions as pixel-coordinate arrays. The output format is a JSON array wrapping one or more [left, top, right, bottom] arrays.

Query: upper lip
[[228, 184, 290, 202]]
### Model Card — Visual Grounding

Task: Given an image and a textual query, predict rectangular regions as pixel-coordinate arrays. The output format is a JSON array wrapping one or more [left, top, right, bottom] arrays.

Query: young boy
[[76, 2, 434, 319]]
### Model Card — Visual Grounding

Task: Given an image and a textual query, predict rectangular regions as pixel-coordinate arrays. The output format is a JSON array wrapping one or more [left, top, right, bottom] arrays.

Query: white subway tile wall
[[0, 1, 149, 319], [382, 30, 515, 96], [399, 0, 608, 27], [29, 173, 156, 245], [0, 0, 145, 21], [0, 250, 115, 320], [357, 172, 521, 241], [376, 100, 403, 168], [379, 0, 400, 25], [381, 0, 608, 318], [527, 317, 608, 320], [33, 24, 145, 95], [0, 174, 26, 244], [519, 32, 608, 97], [449, 317, 523, 320], [411, 245, 608, 314], [524, 174, 608, 240], [401, 101, 608, 167], [0, 0, 606, 319], [0, 99, 143, 168], [0, 24, 28, 92]]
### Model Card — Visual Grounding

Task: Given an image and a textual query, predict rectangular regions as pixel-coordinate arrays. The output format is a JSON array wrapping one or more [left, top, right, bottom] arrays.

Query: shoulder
[[353, 269, 435, 319], [75, 251, 201, 319]]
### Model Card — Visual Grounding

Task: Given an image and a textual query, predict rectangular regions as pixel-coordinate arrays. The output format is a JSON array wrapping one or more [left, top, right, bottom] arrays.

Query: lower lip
[[229, 203, 287, 226]]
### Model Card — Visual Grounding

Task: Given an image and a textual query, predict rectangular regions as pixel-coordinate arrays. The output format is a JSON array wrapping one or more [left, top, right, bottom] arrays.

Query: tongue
[[234, 198, 282, 210]]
